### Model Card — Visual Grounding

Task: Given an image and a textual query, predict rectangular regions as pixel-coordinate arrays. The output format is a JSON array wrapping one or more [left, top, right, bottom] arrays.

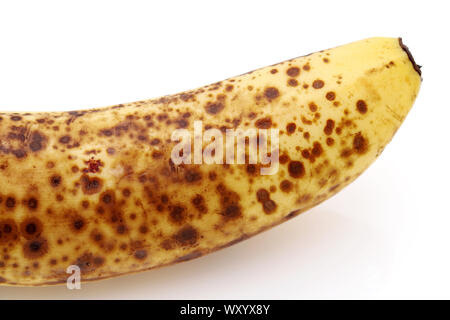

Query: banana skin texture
[[0, 37, 421, 286]]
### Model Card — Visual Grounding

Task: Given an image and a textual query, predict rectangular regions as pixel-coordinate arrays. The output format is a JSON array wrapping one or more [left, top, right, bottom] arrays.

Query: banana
[[0, 37, 421, 286]]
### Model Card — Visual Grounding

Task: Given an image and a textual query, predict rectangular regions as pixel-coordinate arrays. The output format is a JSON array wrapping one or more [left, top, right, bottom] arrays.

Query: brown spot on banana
[[0, 37, 421, 285]]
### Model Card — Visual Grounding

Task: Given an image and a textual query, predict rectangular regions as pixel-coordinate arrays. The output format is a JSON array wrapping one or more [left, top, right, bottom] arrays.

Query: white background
[[0, 0, 448, 299]]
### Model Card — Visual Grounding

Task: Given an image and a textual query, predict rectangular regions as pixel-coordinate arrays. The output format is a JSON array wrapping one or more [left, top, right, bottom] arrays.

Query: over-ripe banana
[[0, 37, 421, 286]]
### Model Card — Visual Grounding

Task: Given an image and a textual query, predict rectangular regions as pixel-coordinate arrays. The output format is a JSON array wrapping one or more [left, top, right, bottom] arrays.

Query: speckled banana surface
[[0, 37, 420, 286]]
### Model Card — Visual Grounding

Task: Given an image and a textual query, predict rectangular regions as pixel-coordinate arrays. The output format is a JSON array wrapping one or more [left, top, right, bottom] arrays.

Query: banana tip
[[398, 37, 422, 77]]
